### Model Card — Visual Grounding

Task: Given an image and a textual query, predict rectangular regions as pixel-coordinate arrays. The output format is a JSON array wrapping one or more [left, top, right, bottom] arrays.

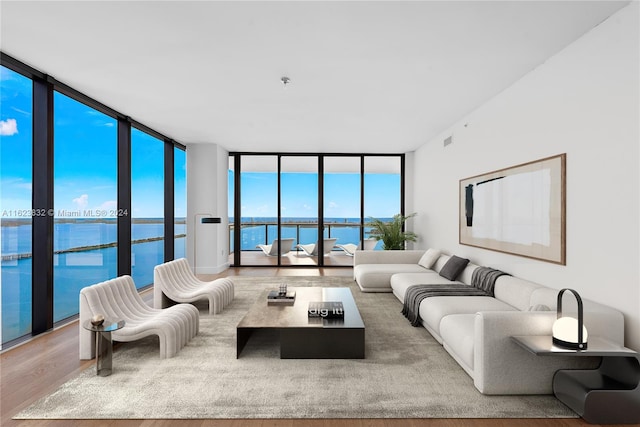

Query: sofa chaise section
[[354, 250, 426, 292], [359, 248, 626, 395]]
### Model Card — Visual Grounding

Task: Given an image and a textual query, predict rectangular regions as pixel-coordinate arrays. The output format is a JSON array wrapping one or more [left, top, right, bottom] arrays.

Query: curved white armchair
[[295, 238, 338, 256], [79, 275, 199, 360], [154, 258, 234, 315]]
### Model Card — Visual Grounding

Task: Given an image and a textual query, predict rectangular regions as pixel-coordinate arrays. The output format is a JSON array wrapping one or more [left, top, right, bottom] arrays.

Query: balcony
[[228, 221, 378, 266]]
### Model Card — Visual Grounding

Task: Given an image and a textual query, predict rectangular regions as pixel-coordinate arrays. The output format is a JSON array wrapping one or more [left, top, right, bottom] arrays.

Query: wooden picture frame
[[459, 154, 566, 265]]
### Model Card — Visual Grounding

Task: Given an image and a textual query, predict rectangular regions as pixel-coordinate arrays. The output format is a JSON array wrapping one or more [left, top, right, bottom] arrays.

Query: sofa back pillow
[[438, 255, 470, 281], [433, 254, 450, 273], [418, 248, 441, 269], [457, 263, 480, 286]]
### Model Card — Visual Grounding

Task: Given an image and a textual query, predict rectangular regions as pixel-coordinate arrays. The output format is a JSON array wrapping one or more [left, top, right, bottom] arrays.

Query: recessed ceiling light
[[281, 76, 291, 86]]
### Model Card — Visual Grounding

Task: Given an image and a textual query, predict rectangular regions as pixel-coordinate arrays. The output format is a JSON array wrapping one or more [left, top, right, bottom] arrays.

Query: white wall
[[411, 3, 639, 350], [186, 143, 230, 274]]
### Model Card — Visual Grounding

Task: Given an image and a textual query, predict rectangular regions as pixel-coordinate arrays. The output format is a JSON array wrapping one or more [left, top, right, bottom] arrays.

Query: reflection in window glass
[[53, 92, 118, 322], [0, 66, 33, 344], [174, 147, 186, 259], [131, 128, 164, 288]]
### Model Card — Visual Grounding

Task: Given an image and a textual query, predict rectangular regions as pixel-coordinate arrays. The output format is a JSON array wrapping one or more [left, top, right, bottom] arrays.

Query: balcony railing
[[228, 221, 371, 253]]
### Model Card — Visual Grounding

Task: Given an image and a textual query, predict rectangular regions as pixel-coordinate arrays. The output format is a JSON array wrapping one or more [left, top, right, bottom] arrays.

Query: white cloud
[[328, 201, 338, 209], [0, 118, 18, 136], [73, 194, 89, 209]]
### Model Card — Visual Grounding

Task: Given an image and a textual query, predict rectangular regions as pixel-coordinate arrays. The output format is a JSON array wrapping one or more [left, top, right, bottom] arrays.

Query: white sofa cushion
[[432, 254, 450, 273], [457, 263, 480, 286], [440, 314, 476, 376], [493, 275, 543, 311], [354, 263, 428, 292], [417, 248, 441, 269], [390, 272, 458, 301], [419, 296, 518, 342]]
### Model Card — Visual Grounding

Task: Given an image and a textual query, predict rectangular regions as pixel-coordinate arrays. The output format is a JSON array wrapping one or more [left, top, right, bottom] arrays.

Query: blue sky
[[2, 65, 398, 221], [237, 171, 400, 219], [1, 66, 186, 219]]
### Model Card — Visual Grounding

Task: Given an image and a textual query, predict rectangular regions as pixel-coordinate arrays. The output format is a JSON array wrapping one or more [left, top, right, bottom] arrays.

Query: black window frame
[[0, 52, 186, 348]]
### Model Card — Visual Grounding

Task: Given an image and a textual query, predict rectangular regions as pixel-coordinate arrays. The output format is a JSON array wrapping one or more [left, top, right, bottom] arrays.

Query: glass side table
[[512, 335, 640, 424], [82, 319, 125, 377]]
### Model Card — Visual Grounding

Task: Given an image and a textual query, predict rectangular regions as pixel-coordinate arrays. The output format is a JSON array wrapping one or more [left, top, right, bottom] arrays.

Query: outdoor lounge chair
[[256, 238, 295, 256], [295, 238, 338, 256], [336, 238, 378, 256]]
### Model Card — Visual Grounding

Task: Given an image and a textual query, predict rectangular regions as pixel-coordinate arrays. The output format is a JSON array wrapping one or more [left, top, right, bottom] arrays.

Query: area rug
[[15, 276, 576, 419]]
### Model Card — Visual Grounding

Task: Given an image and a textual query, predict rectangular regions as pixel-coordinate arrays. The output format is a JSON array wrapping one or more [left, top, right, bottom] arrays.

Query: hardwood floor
[[0, 268, 606, 427]]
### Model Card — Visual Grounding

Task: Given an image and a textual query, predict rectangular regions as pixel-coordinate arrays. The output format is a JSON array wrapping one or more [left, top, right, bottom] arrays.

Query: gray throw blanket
[[401, 267, 510, 326]]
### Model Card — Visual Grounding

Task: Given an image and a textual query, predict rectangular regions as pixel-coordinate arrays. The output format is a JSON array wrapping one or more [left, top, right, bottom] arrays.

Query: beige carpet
[[15, 276, 576, 419]]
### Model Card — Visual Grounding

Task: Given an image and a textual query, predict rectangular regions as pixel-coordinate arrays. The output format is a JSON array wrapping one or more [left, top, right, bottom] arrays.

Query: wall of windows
[[131, 128, 164, 288], [0, 55, 186, 349], [230, 153, 404, 267], [0, 66, 33, 345]]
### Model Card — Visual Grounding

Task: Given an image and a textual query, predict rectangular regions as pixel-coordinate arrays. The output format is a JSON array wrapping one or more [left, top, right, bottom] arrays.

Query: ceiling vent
[[444, 136, 453, 147]]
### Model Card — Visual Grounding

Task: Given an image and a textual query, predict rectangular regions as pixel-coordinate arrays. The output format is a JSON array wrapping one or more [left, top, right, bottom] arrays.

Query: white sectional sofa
[[353, 249, 626, 395]]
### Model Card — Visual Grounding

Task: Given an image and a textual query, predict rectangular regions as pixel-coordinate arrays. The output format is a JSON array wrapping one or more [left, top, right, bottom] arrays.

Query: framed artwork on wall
[[459, 153, 566, 265]]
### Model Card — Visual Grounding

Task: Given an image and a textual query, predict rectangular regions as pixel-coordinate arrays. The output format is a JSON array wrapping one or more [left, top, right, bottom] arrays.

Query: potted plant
[[366, 213, 417, 250]]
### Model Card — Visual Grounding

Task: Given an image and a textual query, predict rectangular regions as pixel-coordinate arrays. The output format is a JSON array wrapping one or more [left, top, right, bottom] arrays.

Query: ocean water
[[233, 217, 381, 251], [1, 219, 185, 344], [1, 216, 380, 344]]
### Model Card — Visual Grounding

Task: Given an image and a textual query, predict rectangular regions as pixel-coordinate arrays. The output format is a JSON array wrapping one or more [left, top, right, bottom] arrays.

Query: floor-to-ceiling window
[[324, 156, 362, 250], [0, 53, 185, 349], [53, 92, 118, 323], [239, 156, 278, 265], [131, 128, 164, 288], [364, 156, 401, 249], [281, 156, 319, 265], [174, 146, 186, 259], [230, 153, 404, 267], [0, 66, 33, 346]]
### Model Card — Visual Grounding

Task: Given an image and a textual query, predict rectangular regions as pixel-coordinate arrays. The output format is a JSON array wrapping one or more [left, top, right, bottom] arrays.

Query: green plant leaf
[[365, 213, 417, 250]]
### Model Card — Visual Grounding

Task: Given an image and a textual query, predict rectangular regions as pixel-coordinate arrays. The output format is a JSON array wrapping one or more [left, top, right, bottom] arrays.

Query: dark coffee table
[[236, 287, 365, 359]]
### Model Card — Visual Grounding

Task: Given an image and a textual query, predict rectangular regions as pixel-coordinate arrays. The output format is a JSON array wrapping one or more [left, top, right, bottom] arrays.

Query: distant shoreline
[[1, 234, 186, 261], [1, 218, 186, 227]]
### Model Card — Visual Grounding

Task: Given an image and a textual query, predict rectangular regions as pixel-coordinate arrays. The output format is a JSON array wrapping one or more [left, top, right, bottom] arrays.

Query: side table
[[82, 319, 125, 377], [512, 335, 640, 424]]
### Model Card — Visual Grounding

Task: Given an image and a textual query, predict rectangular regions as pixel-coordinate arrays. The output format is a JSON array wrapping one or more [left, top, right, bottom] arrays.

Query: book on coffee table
[[308, 301, 344, 318], [267, 290, 296, 305]]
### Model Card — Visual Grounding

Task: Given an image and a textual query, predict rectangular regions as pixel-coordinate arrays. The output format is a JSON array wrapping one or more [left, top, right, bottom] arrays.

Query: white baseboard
[[195, 262, 230, 275]]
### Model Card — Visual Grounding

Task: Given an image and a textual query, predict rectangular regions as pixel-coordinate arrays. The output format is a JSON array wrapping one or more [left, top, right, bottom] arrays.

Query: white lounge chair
[[336, 238, 378, 256], [295, 238, 338, 256], [154, 258, 234, 315], [256, 238, 295, 256], [79, 275, 199, 360]]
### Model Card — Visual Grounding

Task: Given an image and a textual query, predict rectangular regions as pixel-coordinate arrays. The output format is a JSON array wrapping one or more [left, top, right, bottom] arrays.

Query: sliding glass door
[[324, 157, 362, 264], [281, 156, 318, 265], [230, 153, 404, 267]]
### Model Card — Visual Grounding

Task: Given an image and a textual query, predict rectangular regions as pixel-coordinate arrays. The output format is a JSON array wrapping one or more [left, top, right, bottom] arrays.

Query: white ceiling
[[0, 1, 629, 154]]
